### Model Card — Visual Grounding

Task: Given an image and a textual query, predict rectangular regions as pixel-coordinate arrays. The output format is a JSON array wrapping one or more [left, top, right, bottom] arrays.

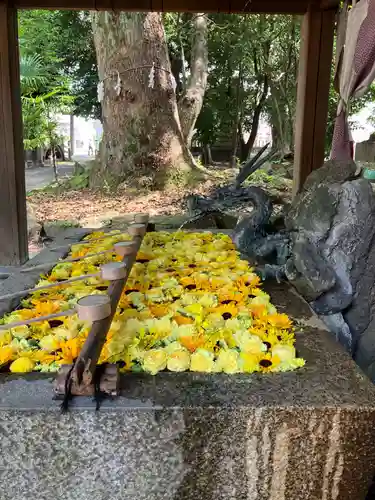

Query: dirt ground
[[27, 164, 292, 228], [28, 180, 219, 227]]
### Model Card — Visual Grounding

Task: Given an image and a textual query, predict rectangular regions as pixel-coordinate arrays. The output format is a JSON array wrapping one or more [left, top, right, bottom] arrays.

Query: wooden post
[[0, 4, 28, 265], [293, 8, 335, 195]]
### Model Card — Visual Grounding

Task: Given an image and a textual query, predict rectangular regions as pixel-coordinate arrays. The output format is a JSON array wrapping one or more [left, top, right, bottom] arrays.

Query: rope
[[100, 65, 172, 84]]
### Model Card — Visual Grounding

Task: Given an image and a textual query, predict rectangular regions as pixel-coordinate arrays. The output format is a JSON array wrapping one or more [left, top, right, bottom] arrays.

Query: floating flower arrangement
[[0, 231, 305, 375]]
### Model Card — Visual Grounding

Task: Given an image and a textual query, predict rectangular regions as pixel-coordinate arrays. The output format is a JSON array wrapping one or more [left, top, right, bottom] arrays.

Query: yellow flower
[[236, 273, 261, 289], [0, 330, 12, 347], [0, 230, 301, 376], [166, 344, 190, 372], [274, 330, 296, 345], [184, 303, 204, 317], [10, 357, 35, 373], [215, 303, 238, 320], [136, 250, 153, 263], [267, 313, 292, 330], [34, 300, 62, 317], [50, 264, 72, 281], [0, 346, 14, 366], [233, 331, 266, 354], [240, 352, 260, 373], [258, 353, 281, 373], [5, 310, 34, 323], [10, 325, 30, 339], [145, 317, 172, 340], [61, 338, 82, 362], [249, 295, 276, 316], [217, 289, 242, 304], [272, 344, 296, 362], [142, 349, 167, 375], [274, 357, 305, 372], [214, 349, 240, 374], [180, 276, 197, 289], [190, 349, 215, 373], [197, 292, 217, 308], [148, 304, 170, 318], [39, 335, 60, 353]]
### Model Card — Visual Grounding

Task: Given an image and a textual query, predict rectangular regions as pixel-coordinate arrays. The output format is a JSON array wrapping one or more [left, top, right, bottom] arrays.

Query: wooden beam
[[293, 8, 335, 195], [16, 0, 313, 12], [320, 0, 340, 9], [0, 5, 28, 265]]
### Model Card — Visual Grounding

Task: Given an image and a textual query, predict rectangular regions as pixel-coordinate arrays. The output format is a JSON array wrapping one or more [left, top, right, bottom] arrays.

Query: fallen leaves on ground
[[27, 181, 219, 226]]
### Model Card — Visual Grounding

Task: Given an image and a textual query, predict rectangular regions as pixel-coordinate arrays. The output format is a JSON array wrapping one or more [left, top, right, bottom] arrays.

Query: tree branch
[[178, 13, 208, 148]]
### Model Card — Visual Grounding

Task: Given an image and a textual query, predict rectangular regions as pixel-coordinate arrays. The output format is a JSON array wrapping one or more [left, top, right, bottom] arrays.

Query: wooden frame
[[293, 7, 335, 195], [13, 0, 337, 12], [0, 5, 28, 266], [0, 0, 339, 265]]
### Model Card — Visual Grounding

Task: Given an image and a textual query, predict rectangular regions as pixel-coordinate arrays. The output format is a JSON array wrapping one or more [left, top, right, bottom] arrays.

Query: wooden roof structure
[[0, 0, 339, 265], [10, 0, 338, 11]]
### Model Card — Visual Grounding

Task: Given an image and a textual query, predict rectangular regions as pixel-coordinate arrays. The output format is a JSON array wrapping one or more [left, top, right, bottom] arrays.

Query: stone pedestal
[[0, 232, 374, 500], [0, 284, 374, 499]]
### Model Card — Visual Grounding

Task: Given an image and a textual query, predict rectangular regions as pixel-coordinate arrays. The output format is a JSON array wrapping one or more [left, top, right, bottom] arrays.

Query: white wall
[[56, 114, 103, 158]]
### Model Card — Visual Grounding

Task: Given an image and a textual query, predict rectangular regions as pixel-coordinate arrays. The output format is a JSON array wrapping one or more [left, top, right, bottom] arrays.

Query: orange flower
[[180, 335, 205, 353], [34, 300, 61, 317], [149, 304, 170, 318], [180, 276, 197, 289], [173, 315, 195, 326], [61, 338, 82, 363], [249, 304, 267, 319]]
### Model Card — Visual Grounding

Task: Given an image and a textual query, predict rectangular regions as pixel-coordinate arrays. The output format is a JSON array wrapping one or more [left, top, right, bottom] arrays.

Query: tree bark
[[92, 12, 193, 189], [240, 74, 269, 162], [230, 64, 243, 168], [202, 143, 212, 165], [178, 14, 208, 149]]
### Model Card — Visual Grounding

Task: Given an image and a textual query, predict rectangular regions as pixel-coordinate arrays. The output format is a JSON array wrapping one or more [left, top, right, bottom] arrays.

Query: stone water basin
[[0, 281, 374, 500]]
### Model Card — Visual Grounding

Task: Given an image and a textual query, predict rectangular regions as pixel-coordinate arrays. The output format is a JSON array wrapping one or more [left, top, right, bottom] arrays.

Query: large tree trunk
[[178, 14, 208, 148], [92, 12, 193, 189]]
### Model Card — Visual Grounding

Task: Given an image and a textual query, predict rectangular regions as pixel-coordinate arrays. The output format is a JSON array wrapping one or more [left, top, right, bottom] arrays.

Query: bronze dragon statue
[[186, 145, 291, 280]]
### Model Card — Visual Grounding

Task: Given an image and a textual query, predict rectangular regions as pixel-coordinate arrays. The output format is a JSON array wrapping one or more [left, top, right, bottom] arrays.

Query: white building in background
[[254, 119, 272, 148], [55, 114, 103, 159], [350, 103, 375, 145], [242, 118, 272, 149]]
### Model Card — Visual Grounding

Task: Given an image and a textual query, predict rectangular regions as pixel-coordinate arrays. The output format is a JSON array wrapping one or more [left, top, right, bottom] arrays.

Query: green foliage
[[68, 172, 90, 189], [245, 169, 288, 191], [166, 14, 301, 158], [47, 220, 81, 228], [18, 10, 375, 161], [18, 10, 99, 119], [19, 54, 48, 93]]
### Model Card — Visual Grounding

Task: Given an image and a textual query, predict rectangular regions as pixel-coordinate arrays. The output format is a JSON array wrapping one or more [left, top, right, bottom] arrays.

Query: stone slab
[[0, 283, 374, 499]]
